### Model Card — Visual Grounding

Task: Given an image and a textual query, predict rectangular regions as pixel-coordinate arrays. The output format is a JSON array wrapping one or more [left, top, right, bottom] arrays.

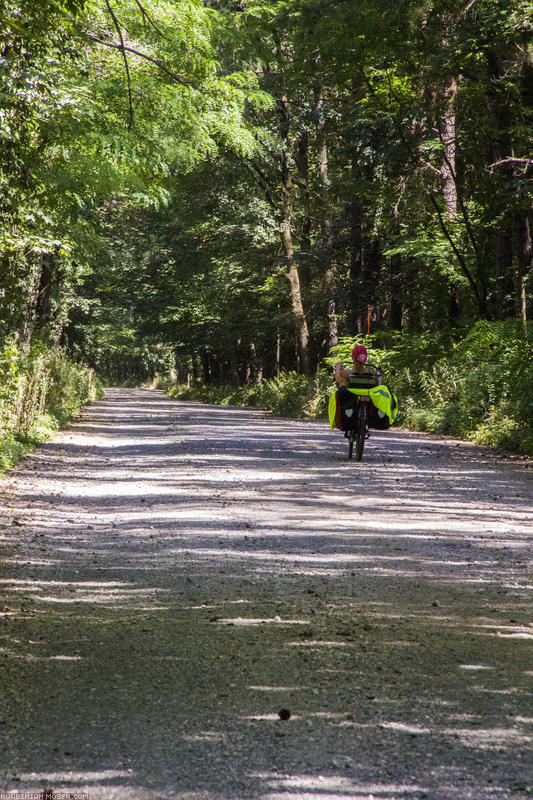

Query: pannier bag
[[328, 384, 398, 431], [330, 386, 359, 431]]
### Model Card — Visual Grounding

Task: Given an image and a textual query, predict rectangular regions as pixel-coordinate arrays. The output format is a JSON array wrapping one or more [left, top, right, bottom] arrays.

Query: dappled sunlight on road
[[252, 772, 428, 800], [1, 389, 532, 799]]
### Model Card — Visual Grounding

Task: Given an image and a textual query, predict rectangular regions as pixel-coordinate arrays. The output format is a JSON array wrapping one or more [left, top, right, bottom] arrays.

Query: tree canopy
[[0, 0, 531, 384]]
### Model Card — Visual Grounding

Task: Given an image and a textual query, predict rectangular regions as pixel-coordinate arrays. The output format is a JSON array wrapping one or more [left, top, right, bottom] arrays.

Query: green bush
[[0, 438, 29, 473], [332, 321, 533, 454], [161, 367, 334, 421], [45, 351, 103, 426], [259, 372, 310, 417], [160, 321, 533, 456], [0, 340, 103, 474]]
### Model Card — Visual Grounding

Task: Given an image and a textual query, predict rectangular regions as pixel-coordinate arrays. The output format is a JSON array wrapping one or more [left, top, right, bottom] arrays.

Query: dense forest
[[1, 0, 532, 458]]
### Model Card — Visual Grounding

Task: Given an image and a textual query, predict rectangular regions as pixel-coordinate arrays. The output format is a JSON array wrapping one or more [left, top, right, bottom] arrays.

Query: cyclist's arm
[[334, 362, 350, 386]]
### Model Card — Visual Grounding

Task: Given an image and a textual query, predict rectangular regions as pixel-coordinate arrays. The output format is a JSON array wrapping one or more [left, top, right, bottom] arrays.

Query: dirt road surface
[[1, 388, 532, 800]]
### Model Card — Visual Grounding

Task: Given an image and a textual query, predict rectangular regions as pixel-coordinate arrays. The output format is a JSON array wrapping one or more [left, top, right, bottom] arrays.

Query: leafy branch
[[133, 0, 171, 41], [104, 0, 134, 130], [85, 32, 192, 87]]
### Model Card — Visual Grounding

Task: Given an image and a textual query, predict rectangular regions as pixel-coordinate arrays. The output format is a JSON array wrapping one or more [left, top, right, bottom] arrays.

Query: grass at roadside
[[0, 344, 103, 476]]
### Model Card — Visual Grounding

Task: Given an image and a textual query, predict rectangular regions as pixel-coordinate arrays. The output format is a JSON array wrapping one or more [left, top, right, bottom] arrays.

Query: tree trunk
[[192, 355, 200, 384], [485, 50, 517, 320], [279, 95, 311, 375], [440, 78, 457, 218], [389, 253, 403, 330], [316, 90, 338, 353], [296, 130, 311, 276], [200, 350, 211, 384], [228, 344, 239, 386], [389, 208, 403, 330], [36, 251, 55, 335], [493, 230, 515, 319], [282, 229, 310, 374], [517, 209, 532, 335], [349, 195, 364, 333], [407, 263, 422, 332], [276, 319, 281, 377], [428, 78, 488, 317], [19, 257, 41, 349], [365, 235, 382, 324]]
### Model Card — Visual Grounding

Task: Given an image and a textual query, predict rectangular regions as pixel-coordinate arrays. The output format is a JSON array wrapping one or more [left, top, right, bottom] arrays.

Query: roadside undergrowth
[[158, 368, 333, 421], [157, 320, 533, 457], [0, 341, 103, 475]]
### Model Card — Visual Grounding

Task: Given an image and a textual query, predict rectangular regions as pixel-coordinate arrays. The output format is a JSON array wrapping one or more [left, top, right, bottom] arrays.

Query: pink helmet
[[352, 345, 368, 364]]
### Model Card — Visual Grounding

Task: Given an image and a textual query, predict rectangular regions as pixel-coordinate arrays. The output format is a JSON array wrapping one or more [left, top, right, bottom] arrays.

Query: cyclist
[[332, 345, 381, 432], [330, 344, 398, 451]]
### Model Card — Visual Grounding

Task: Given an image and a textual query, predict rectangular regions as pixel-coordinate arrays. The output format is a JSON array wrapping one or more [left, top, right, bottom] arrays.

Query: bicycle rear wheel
[[347, 430, 355, 460], [355, 402, 367, 461]]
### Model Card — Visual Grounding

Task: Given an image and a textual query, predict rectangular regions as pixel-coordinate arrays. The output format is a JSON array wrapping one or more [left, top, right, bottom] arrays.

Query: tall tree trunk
[[295, 129, 315, 367], [296, 130, 311, 278], [349, 194, 364, 333], [316, 88, 338, 353], [389, 264, 403, 330], [279, 95, 311, 375], [440, 78, 457, 218], [228, 340, 239, 386], [389, 254, 403, 331], [485, 50, 516, 320], [19, 257, 41, 349], [36, 251, 55, 335], [365, 234, 382, 327], [407, 262, 422, 332], [245, 342, 262, 384], [427, 78, 488, 317], [274, 309, 281, 377], [493, 230, 515, 319], [192, 355, 200, 385], [200, 350, 211, 384], [389, 208, 403, 330], [282, 225, 310, 374], [517, 208, 532, 335]]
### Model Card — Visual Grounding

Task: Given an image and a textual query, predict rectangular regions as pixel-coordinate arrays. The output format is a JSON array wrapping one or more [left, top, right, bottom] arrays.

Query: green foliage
[[257, 372, 311, 417], [328, 331, 450, 398], [0, 342, 50, 439], [0, 437, 30, 474], [471, 404, 533, 453], [1, 0, 263, 358], [164, 323, 533, 456], [0, 340, 103, 474], [1, 0, 532, 467], [162, 367, 333, 420], [45, 350, 103, 425], [393, 321, 533, 454]]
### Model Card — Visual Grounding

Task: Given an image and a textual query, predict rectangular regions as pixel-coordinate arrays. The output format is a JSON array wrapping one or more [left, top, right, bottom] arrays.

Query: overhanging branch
[[429, 191, 483, 310], [488, 157, 533, 171], [105, 0, 134, 130], [243, 162, 279, 212], [133, 0, 171, 41], [85, 33, 192, 86]]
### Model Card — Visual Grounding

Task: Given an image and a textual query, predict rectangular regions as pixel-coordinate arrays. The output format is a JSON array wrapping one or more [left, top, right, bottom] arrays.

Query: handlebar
[[340, 361, 382, 375]]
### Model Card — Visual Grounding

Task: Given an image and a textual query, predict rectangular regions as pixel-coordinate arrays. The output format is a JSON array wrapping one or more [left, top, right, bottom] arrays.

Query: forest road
[[0, 387, 532, 800]]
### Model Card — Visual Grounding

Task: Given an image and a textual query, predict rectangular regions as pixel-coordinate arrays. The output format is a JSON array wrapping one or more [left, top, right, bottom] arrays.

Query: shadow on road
[[1, 389, 532, 800]]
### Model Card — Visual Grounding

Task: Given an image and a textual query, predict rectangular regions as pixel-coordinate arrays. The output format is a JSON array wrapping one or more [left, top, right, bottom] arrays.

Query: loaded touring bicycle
[[328, 363, 398, 461]]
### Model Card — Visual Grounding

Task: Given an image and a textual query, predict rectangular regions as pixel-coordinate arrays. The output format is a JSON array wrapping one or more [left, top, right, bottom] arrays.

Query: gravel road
[[0, 388, 532, 800]]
